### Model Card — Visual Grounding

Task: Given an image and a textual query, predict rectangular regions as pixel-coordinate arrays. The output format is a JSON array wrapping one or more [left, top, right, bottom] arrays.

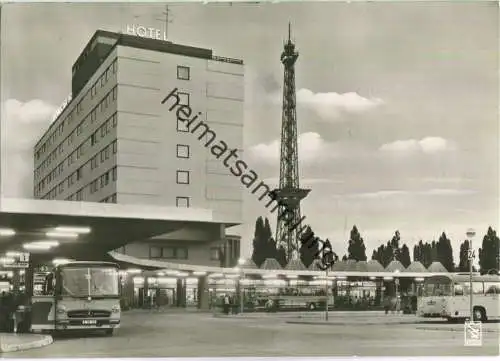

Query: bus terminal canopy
[[0, 198, 228, 262]]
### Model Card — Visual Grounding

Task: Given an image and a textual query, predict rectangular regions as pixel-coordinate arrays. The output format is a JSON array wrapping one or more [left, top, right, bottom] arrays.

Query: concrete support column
[[176, 278, 186, 308], [143, 275, 149, 308], [12, 270, 21, 294], [122, 274, 135, 309], [197, 276, 209, 310], [24, 265, 34, 298]]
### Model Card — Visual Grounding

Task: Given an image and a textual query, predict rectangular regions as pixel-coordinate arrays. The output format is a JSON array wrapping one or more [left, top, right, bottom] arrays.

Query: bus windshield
[[422, 282, 452, 296], [61, 267, 119, 298]]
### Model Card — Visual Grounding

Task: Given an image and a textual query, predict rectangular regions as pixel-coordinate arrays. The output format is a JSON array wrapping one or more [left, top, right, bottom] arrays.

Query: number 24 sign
[[467, 249, 476, 260]]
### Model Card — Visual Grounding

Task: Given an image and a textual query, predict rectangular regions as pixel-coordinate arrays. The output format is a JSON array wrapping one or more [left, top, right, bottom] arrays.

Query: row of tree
[[251, 217, 500, 274]]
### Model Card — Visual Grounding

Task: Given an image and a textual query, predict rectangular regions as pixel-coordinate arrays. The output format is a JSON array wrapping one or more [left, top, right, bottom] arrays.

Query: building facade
[[32, 30, 243, 267]]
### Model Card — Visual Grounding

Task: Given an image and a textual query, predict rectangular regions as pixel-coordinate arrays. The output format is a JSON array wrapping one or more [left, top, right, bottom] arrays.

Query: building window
[[76, 189, 83, 201], [176, 247, 188, 260], [176, 196, 189, 208], [111, 194, 117, 203], [210, 247, 220, 261], [112, 140, 117, 154], [90, 179, 99, 194], [176, 170, 190, 184], [177, 117, 190, 133], [150, 246, 175, 259], [176, 144, 190, 158], [91, 156, 98, 170], [111, 167, 117, 181], [111, 113, 117, 128], [150, 246, 162, 258], [177, 66, 190, 80], [178, 92, 189, 106]]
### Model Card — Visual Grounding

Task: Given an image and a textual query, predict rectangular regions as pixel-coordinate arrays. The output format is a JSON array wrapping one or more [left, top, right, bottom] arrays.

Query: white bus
[[417, 274, 500, 322]]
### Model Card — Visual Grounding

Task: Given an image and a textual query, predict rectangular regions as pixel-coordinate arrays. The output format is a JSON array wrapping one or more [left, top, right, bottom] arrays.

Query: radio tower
[[272, 23, 310, 262]]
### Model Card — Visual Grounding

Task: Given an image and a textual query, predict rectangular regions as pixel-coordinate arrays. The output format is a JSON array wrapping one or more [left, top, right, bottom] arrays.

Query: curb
[[0, 335, 53, 353], [286, 320, 418, 326], [415, 326, 498, 333]]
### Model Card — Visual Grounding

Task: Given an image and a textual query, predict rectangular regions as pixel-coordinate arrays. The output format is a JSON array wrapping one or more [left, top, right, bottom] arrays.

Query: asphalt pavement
[[5, 311, 499, 357]]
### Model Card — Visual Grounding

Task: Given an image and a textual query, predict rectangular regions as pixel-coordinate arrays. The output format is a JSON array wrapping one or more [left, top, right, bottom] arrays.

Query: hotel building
[[32, 29, 244, 268]]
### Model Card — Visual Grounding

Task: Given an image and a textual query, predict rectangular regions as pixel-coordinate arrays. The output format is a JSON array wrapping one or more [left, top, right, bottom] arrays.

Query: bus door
[[31, 273, 56, 332]]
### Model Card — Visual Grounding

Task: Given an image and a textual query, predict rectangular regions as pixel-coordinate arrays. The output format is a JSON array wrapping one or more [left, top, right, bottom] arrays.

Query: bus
[[30, 261, 121, 335], [417, 274, 500, 322], [260, 287, 334, 312]]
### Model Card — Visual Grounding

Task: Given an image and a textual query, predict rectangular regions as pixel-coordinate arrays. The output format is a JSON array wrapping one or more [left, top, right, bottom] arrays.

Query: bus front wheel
[[473, 307, 486, 322], [104, 328, 114, 336]]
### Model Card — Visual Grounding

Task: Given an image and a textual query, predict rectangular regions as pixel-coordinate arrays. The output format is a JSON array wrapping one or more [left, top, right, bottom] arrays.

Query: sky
[[1, 1, 498, 265]]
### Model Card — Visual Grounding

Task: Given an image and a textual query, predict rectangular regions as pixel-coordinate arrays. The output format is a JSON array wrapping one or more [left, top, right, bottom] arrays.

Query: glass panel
[[484, 282, 500, 294], [61, 268, 89, 297], [89, 268, 119, 296]]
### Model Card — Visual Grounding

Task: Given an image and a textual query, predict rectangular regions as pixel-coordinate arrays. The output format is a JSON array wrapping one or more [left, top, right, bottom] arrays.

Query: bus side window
[[484, 282, 500, 295], [453, 283, 464, 296]]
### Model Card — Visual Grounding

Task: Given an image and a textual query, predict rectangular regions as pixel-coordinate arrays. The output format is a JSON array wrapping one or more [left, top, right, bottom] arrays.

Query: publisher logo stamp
[[464, 320, 482, 346]]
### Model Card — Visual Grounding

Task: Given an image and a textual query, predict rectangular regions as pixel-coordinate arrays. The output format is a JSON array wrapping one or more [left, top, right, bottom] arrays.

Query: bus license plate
[[82, 320, 97, 325]]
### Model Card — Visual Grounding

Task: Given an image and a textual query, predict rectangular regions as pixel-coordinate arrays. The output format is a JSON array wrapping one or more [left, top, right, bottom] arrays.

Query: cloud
[[334, 188, 477, 199], [248, 132, 336, 164], [379, 137, 456, 154], [1, 99, 56, 198], [269, 88, 384, 120]]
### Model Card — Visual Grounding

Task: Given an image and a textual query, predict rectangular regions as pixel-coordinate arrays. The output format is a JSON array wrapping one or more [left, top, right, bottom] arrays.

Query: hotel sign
[[126, 24, 168, 41], [52, 94, 72, 123]]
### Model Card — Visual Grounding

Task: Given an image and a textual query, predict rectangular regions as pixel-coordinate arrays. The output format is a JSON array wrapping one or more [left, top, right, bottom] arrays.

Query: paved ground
[[0, 333, 52, 353], [5, 311, 499, 357]]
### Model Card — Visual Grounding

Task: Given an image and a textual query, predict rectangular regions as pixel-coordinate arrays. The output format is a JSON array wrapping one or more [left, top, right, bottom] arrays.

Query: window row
[[149, 246, 188, 260], [89, 167, 117, 194], [35, 139, 117, 197], [35, 85, 117, 181], [35, 58, 118, 161], [35, 113, 117, 193], [42, 166, 117, 201]]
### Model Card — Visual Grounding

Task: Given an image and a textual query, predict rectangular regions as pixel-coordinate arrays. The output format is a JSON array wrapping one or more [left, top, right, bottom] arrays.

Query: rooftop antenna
[[156, 4, 174, 40]]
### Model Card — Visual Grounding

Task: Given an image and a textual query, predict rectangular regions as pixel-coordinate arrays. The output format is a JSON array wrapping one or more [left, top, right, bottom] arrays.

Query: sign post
[[466, 228, 476, 321]]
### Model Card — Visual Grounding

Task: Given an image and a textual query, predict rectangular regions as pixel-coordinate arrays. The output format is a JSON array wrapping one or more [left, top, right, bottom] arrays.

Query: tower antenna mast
[[156, 4, 173, 40], [272, 22, 310, 262]]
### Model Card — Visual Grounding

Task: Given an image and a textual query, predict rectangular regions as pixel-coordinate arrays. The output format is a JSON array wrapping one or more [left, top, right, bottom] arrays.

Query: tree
[[413, 240, 424, 262], [479, 227, 500, 274], [251, 217, 267, 267], [437, 232, 454, 272], [422, 242, 432, 268], [347, 225, 367, 261], [397, 244, 411, 268], [298, 226, 321, 267], [430, 241, 438, 262], [381, 241, 394, 268], [458, 240, 470, 272], [342, 255, 348, 261]]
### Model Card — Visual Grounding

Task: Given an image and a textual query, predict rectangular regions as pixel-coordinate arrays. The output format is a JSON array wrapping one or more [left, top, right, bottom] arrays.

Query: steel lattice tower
[[273, 24, 310, 262]]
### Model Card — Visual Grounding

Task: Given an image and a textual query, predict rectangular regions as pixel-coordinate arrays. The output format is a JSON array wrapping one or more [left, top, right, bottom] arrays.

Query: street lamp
[[238, 258, 246, 314], [466, 228, 476, 321]]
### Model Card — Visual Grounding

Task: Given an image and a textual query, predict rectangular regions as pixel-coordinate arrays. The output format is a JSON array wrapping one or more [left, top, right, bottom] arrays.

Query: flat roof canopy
[[0, 198, 232, 263]]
